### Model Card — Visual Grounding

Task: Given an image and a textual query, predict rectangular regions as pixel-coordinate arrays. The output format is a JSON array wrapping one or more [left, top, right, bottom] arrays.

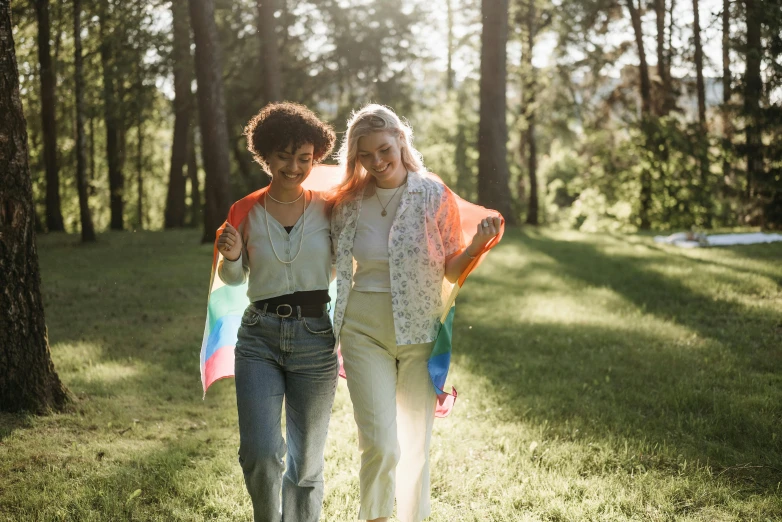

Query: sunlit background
[[9, 0, 782, 233]]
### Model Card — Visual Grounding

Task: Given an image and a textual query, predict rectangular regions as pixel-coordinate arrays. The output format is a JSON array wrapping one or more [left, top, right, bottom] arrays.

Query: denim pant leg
[[235, 310, 287, 522], [281, 312, 339, 522]]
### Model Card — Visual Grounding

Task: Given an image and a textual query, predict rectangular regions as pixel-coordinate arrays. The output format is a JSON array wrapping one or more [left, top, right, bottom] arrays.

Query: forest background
[[9, 0, 782, 238], [3, 1, 782, 520]]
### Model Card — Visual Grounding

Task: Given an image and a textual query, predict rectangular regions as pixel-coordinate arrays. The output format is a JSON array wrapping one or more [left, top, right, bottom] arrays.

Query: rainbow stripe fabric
[[199, 166, 341, 395], [427, 184, 504, 417], [200, 167, 504, 417]]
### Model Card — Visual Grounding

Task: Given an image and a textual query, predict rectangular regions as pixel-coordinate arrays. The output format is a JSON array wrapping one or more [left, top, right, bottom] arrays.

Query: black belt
[[253, 301, 327, 318]]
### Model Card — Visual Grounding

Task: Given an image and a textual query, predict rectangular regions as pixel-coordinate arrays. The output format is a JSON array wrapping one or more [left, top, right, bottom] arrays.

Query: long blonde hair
[[328, 104, 424, 210]]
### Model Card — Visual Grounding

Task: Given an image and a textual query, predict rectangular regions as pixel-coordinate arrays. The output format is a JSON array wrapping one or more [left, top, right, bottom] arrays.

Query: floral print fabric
[[331, 171, 465, 345]]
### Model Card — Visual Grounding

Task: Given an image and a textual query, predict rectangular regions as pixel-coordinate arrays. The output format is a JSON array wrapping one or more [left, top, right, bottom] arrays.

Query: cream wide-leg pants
[[340, 290, 437, 522]]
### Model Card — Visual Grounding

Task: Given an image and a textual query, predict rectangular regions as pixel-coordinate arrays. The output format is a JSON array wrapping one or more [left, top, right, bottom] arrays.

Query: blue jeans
[[234, 304, 338, 522]]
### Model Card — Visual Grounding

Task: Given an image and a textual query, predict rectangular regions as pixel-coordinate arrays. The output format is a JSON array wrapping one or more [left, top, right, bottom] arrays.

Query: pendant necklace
[[375, 183, 405, 217]]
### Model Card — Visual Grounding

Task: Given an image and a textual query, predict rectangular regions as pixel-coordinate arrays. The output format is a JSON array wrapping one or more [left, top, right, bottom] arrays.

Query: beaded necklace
[[263, 191, 307, 264]]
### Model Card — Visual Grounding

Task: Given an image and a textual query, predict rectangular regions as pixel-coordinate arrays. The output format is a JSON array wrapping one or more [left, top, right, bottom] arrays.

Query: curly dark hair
[[244, 102, 336, 172]]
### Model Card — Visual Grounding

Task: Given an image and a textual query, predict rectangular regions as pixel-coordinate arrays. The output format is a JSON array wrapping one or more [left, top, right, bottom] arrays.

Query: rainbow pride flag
[[427, 185, 504, 417], [200, 167, 504, 415], [199, 166, 342, 395]]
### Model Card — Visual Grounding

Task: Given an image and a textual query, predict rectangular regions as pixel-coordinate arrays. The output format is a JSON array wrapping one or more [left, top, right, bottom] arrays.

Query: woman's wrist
[[223, 251, 241, 262]]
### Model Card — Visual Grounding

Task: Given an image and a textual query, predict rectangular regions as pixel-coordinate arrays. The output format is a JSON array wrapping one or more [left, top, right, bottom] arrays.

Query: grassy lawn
[[1, 228, 781, 521]]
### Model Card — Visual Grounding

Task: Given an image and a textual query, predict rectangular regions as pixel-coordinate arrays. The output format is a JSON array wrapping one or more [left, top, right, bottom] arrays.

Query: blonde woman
[[329, 104, 501, 522]]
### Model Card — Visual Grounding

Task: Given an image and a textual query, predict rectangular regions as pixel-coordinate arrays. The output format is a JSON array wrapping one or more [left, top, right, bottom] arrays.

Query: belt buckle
[[276, 304, 293, 318]]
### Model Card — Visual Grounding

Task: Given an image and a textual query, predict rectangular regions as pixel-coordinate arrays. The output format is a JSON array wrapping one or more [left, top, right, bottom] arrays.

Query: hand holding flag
[[467, 216, 502, 256], [217, 223, 243, 262]]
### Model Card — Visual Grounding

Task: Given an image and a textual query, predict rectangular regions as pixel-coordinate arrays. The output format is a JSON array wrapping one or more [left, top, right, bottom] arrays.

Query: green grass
[[1, 228, 781, 521]]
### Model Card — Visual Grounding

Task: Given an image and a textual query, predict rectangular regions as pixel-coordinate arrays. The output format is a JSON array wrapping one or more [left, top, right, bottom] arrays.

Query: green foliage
[[14, 0, 174, 232], [1, 230, 781, 520], [11, 0, 782, 231], [415, 83, 481, 201]]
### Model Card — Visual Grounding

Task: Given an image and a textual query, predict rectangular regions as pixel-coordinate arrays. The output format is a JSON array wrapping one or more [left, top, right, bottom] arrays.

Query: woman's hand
[[466, 216, 501, 257], [218, 223, 243, 262]]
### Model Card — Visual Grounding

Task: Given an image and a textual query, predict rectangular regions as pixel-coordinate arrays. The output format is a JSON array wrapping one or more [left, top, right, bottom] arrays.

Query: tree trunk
[[525, 110, 538, 226], [232, 135, 267, 191], [626, 0, 653, 116], [0, 0, 70, 413], [693, 0, 706, 129], [692, 0, 712, 226], [190, 0, 233, 242], [164, 0, 192, 228], [625, 0, 654, 229], [743, 0, 762, 205], [99, 0, 124, 231], [187, 129, 202, 228], [89, 115, 95, 182], [478, 0, 514, 222], [32, 0, 64, 232], [654, 0, 673, 115], [136, 113, 144, 230], [454, 88, 472, 198], [257, 0, 281, 102], [52, 0, 62, 75], [446, 0, 454, 91], [523, 0, 538, 225], [721, 0, 732, 188], [73, 0, 96, 243]]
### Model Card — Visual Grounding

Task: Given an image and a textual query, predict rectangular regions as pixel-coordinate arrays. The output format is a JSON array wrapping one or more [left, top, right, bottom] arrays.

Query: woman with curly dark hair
[[215, 102, 337, 522]]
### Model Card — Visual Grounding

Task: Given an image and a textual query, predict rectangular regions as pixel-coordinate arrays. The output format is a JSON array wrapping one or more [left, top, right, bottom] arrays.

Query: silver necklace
[[375, 183, 405, 217], [263, 191, 307, 264], [267, 189, 304, 205]]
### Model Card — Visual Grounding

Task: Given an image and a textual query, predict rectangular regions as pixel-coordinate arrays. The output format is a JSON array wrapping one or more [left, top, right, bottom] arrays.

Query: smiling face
[[356, 131, 408, 188], [266, 143, 315, 190]]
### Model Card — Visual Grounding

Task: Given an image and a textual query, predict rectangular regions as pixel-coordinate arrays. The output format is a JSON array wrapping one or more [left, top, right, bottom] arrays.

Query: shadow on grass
[[0, 232, 242, 519], [3, 427, 239, 521], [0, 413, 33, 442], [453, 229, 782, 493], [519, 230, 782, 371], [38, 230, 212, 379], [614, 233, 782, 284], [29, 229, 782, 508]]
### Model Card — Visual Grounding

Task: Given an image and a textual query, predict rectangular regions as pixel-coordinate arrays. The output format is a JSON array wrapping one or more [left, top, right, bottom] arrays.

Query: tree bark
[[189, 0, 233, 242], [187, 129, 202, 228], [454, 88, 472, 197], [743, 0, 762, 204], [136, 111, 144, 230], [164, 0, 192, 228], [73, 0, 95, 243], [32, 0, 64, 232], [625, 0, 654, 229], [89, 115, 95, 183], [721, 0, 732, 186], [99, 0, 124, 231], [523, 0, 538, 225], [232, 135, 267, 191], [625, 0, 653, 116], [693, 0, 706, 129], [0, 0, 70, 413], [257, 0, 281, 102], [446, 0, 454, 91], [478, 0, 514, 222], [654, 0, 673, 115], [692, 0, 712, 225]]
